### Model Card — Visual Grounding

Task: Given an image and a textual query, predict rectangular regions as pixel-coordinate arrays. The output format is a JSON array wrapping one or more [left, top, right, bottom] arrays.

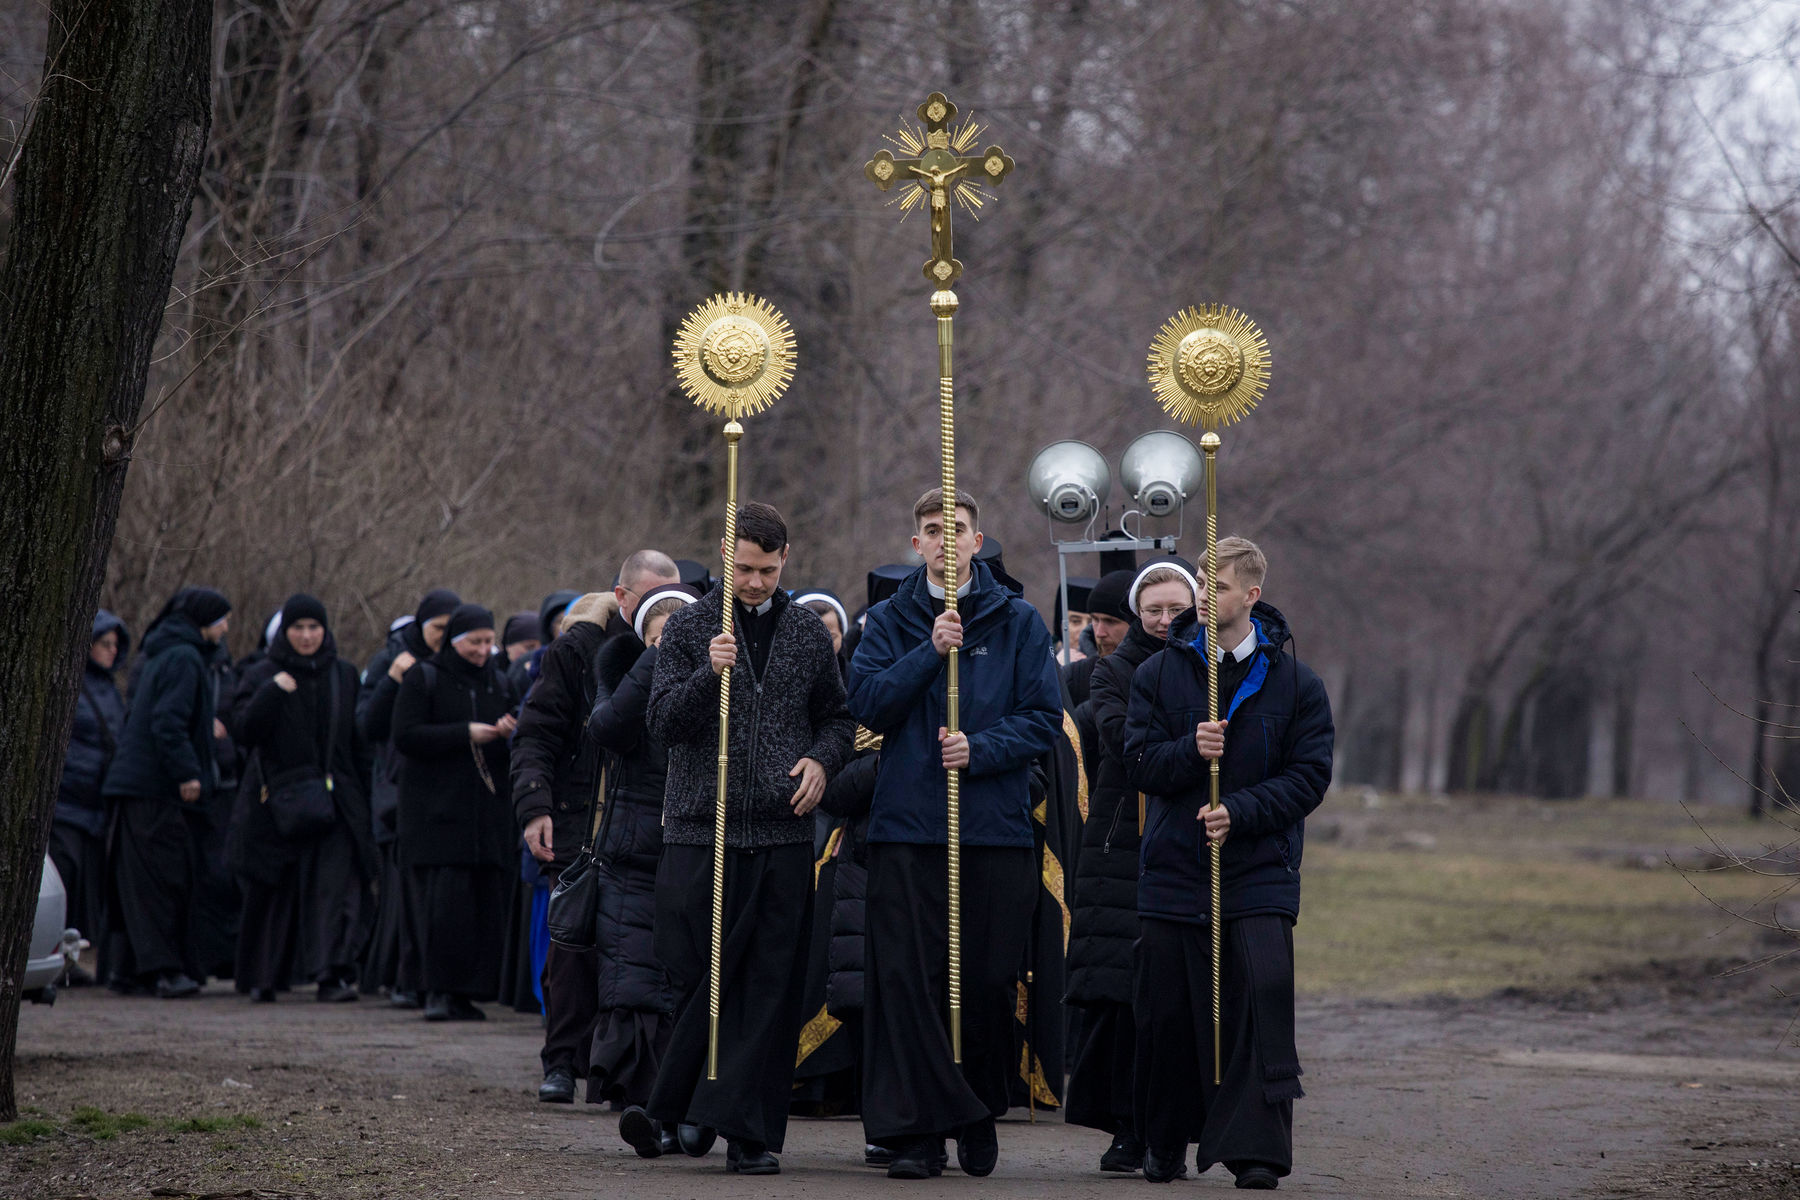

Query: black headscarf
[[143, 586, 232, 640], [404, 587, 461, 657], [502, 612, 541, 647], [269, 592, 337, 672], [437, 604, 497, 675]]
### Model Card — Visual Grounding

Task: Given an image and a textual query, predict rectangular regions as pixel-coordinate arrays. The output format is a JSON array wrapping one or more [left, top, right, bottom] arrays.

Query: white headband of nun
[[792, 592, 850, 636], [1128, 560, 1201, 615], [633, 586, 697, 642], [264, 611, 284, 646]]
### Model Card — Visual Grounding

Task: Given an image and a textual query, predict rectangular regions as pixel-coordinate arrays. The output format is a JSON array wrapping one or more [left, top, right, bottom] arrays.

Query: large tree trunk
[[0, 0, 212, 1120]]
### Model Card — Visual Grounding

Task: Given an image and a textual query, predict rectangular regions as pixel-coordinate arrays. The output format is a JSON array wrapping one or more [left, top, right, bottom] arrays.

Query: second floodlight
[[1028, 439, 1112, 525], [1120, 430, 1203, 517]]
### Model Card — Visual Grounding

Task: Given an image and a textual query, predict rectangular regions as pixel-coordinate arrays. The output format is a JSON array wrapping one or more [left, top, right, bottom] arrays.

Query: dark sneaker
[[677, 1124, 717, 1157], [618, 1106, 663, 1159], [154, 972, 201, 999], [955, 1117, 998, 1177], [1102, 1132, 1147, 1173], [538, 1066, 575, 1104], [1144, 1146, 1189, 1183]]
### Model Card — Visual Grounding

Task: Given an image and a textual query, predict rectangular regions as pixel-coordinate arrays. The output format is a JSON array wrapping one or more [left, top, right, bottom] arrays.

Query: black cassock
[[1009, 712, 1083, 1113], [646, 843, 812, 1151], [790, 814, 859, 1115]]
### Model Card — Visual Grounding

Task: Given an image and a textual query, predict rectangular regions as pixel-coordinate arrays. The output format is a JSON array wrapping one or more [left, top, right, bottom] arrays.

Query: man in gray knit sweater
[[621, 502, 854, 1175]]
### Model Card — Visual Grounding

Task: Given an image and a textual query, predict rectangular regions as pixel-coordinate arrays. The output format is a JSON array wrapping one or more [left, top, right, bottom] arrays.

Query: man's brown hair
[[912, 487, 980, 529]]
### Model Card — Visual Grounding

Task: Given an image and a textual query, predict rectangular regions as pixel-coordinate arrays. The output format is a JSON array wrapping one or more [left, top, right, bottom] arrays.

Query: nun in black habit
[[226, 593, 377, 1001], [390, 603, 518, 1020]]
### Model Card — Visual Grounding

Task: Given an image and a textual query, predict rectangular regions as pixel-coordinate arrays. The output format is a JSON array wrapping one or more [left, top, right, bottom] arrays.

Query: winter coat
[[102, 615, 222, 805], [226, 643, 377, 885], [586, 634, 673, 1014], [510, 615, 620, 873], [391, 647, 517, 868], [357, 622, 430, 845], [1066, 621, 1161, 1006], [847, 561, 1063, 847], [55, 610, 131, 835], [1124, 603, 1334, 924], [819, 744, 877, 1017], [648, 585, 855, 849]]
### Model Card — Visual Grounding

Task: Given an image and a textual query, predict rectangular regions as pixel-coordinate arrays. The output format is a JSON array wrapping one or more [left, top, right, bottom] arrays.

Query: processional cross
[[862, 93, 1014, 1063]]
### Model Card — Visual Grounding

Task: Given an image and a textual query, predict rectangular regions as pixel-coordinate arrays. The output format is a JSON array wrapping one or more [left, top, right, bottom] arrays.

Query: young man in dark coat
[[356, 587, 458, 1006], [513, 552, 680, 1104], [52, 609, 129, 967], [391, 603, 518, 1021], [1065, 560, 1200, 1171], [846, 489, 1063, 1180], [226, 593, 377, 1002], [623, 503, 854, 1175], [1124, 538, 1333, 1190], [101, 587, 232, 998]]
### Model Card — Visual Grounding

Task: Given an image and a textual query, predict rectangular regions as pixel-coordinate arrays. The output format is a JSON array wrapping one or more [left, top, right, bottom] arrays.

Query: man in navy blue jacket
[[1123, 537, 1333, 1190], [848, 488, 1063, 1180]]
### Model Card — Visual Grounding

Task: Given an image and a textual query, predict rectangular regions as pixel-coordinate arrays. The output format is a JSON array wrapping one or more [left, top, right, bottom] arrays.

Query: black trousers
[[542, 941, 599, 1075], [860, 842, 1036, 1144], [646, 842, 811, 1151], [48, 819, 106, 950], [1065, 999, 1137, 1134], [235, 824, 372, 991], [362, 842, 422, 995], [105, 796, 202, 980], [407, 863, 506, 998], [1133, 915, 1299, 1176]]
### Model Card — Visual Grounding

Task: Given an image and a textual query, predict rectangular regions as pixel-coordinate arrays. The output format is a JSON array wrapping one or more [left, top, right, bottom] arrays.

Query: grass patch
[[166, 1114, 262, 1133], [0, 1119, 60, 1146], [68, 1107, 152, 1140]]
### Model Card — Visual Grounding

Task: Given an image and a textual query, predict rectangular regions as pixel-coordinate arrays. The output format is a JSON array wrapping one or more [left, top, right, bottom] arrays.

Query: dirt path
[[6, 959, 1797, 1199]]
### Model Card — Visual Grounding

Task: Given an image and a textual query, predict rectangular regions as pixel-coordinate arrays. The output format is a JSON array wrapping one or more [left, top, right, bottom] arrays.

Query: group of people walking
[[51, 487, 1333, 1189]]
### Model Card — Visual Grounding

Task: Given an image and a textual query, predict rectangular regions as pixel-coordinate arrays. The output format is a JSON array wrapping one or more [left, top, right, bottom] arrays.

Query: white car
[[22, 854, 70, 1003]]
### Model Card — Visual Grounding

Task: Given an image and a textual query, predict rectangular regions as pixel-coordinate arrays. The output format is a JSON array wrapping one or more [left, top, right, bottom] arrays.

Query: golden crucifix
[[1147, 305, 1270, 1084], [863, 92, 1015, 1062]]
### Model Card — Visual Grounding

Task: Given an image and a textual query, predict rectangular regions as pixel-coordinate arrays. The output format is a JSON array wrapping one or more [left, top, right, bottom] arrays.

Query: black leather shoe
[[538, 1066, 575, 1104], [955, 1117, 998, 1177], [155, 971, 201, 999], [677, 1123, 717, 1157], [317, 981, 359, 1003], [887, 1137, 935, 1180], [865, 1143, 893, 1169], [422, 992, 452, 1021], [447, 995, 485, 1021], [1143, 1147, 1189, 1183], [1233, 1164, 1280, 1190], [659, 1128, 681, 1156], [1102, 1132, 1147, 1173], [249, 987, 277, 1003], [618, 1106, 663, 1159], [728, 1141, 779, 1175]]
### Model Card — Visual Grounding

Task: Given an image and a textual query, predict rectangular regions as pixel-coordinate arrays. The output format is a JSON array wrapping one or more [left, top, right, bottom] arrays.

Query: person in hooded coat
[[1124, 538, 1333, 1189], [1064, 560, 1201, 1172], [226, 594, 377, 1002], [100, 587, 232, 997], [391, 603, 518, 1020], [51, 609, 130, 970], [584, 585, 693, 1120], [506, 588, 581, 700], [358, 587, 459, 1005]]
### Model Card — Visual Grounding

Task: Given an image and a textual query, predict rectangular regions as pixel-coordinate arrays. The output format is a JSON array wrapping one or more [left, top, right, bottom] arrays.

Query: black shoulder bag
[[547, 762, 608, 949], [260, 666, 341, 840]]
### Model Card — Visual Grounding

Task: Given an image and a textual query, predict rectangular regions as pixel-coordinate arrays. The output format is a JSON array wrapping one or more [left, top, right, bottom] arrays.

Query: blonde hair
[[1215, 536, 1267, 590]]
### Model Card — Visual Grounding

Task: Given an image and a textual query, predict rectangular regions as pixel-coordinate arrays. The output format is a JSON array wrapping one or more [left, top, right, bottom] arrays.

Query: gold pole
[[707, 421, 744, 1082], [1201, 430, 1222, 1086], [934, 288, 964, 1064]]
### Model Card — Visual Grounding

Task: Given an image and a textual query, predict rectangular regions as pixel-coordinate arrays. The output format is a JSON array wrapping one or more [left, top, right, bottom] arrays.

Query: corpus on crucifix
[[863, 91, 1015, 286]]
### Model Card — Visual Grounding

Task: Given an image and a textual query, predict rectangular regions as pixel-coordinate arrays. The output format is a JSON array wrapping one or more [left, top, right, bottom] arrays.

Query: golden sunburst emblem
[[671, 293, 796, 418], [1146, 305, 1270, 429]]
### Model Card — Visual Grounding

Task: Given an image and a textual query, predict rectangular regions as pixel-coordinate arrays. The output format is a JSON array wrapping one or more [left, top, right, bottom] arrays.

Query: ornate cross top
[[863, 92, 1016, 286]]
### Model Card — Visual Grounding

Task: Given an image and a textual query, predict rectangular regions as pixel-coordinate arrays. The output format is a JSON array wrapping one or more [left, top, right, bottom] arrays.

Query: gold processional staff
[[670, 293, 797, 1080], [863, 92, 1015, 1063], [1146, 305, 1270, 1085]]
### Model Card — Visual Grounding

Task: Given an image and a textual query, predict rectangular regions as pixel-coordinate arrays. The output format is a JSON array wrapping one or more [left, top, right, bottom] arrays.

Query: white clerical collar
[[926, 577, 973, 600], [744, 597, 773, 616], [1216, 627, 1257, 664]]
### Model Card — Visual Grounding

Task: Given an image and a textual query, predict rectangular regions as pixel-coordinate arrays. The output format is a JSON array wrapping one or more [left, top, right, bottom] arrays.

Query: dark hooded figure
[[356, 587, 459, 1005], [51, 609, 130, 965], [100, 586, 232, 998], [226, 594, 377, 1002], [391, 603, 518, 1021], [506, 588, 580, 700]]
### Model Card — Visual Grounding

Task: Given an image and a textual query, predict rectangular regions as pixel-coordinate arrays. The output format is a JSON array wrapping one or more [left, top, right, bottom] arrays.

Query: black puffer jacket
[[56, 610, 130, 836], [819, 745, 877, 1018], [102, 615, 221, 805], [391, 647, 516, 868], [1066, 622, 1162, 1007], [511, 615, 620, 872], [586, 634, 672, 1014], [648, 585, 854, 849]]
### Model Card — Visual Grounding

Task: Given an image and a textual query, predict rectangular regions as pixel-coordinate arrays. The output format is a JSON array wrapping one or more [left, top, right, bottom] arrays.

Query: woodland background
[[3, 0, 1797, 810]]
